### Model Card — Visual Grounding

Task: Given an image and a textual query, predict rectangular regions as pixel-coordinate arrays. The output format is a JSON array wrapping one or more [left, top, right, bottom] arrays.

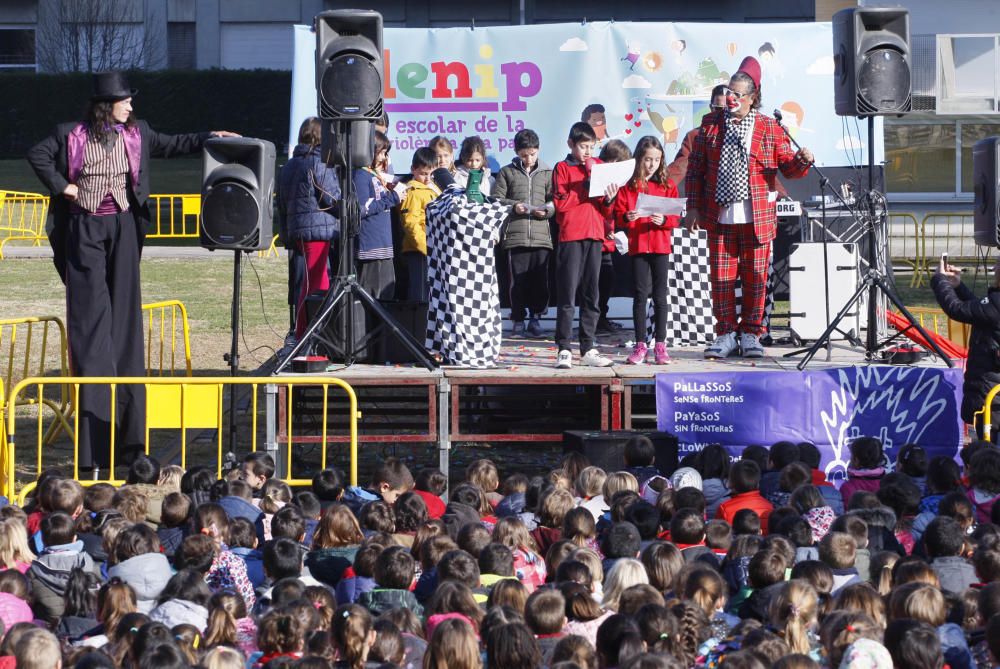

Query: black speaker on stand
[[833, 8, 912, 116], [795, 8, 952, 370], [274, 10, 436, 374], [974, 137, 1000, 248], [199, 137, 276, 457]]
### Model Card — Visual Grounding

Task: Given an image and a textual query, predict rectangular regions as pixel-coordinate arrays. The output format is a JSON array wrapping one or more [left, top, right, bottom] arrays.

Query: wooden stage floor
[[280, 324, 954, 383]]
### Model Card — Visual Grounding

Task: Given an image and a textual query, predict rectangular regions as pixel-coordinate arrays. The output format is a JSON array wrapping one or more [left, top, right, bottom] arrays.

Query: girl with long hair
[[611, 135, 681, 365], [203, 590, 257, 657], [353, 129, 402, 299], [0, 519, 34, 573], [424, 616, 481, 669], [330, 604, 376, 669], [769, 579, 821, 657], [492, 516, 546, 591]]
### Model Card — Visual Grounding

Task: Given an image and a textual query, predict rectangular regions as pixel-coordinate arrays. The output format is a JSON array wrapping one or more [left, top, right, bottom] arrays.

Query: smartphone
[[941, 252, 948, 265]]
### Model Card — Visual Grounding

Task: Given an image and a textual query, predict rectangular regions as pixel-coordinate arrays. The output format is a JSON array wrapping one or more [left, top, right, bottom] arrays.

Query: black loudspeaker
[[371, 300, 428, 364], [563, 430, 679, 477], [315, 10, 384, 122], [304, 293, 369, 363], [974, 137, 1000, 247], [200, 138, 275, 251], [321, 119, 375, 169], [832, 8, 911, 116]]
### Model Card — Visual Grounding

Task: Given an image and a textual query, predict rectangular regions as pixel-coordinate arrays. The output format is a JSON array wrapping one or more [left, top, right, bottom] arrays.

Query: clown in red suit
[[684, 57, 813, 359]]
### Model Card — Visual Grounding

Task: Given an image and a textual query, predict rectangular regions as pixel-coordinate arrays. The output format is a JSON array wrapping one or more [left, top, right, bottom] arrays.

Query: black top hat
[[92, 72, 137, 101]]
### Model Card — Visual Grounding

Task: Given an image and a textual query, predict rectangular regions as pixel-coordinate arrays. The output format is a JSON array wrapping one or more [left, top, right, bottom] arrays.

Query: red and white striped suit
[[685, 110, 811, 335]]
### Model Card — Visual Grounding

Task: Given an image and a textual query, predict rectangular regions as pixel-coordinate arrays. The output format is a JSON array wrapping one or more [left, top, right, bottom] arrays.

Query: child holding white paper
[[353, 130, 401, 299], [551, 122, 617, 369], [610, 135, 681, 365], [595, 140, 632, 335]]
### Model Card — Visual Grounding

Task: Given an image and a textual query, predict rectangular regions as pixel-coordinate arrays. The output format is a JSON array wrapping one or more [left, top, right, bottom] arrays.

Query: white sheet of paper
[[588, 159, 636, 197], [614, 230, 629, 254], [635, 193, 686, 217]]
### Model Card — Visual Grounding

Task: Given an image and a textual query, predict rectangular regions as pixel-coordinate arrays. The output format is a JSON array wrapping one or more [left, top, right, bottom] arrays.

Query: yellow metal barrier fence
[[903, 307, 971, 350], [913, 212, 975, 287], [0, 191, 49, 259], [143, 301, 193, 376], [146, 194, 202, 239], [0, 316, 73, 446], [4, 377, 359, 505], [887, 212, 922, 287], [980, 383, 1000, 442]]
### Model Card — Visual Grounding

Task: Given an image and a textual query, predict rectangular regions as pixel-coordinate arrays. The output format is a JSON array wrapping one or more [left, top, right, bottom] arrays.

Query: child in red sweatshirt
[[551, 122, 617, 369], [611, 135, 681, 365]]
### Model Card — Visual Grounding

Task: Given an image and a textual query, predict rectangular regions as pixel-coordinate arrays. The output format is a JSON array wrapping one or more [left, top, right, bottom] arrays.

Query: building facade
[[3, 0, 999, 204]]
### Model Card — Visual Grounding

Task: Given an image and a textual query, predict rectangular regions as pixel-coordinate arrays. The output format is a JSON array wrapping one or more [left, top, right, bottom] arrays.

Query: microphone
[[773, 109, 784, 124]]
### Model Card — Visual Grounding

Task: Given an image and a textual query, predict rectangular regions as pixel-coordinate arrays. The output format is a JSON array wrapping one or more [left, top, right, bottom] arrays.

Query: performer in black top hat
[[26, 71, 238, 474]]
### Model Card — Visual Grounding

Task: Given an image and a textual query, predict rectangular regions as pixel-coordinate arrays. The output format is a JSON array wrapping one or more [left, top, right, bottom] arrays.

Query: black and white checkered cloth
[[645, 228, 774, 345], [425, 187, 511, 367]]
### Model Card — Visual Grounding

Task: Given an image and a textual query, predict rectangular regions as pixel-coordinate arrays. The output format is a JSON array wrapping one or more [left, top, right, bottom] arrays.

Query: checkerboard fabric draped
[[424, 187, 511, 367]]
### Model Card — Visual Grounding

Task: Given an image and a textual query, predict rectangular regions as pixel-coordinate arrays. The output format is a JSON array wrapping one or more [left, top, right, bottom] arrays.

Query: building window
[[0, 28, 35, 69], [167, 22, 195, 70], [938, 35, 998, 114], [961, 122, 1000, 192], [884, 122, 956, 193]]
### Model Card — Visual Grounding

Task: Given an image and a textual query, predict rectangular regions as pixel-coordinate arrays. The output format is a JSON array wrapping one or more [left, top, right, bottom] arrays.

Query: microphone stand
[[774, 110, 861, 359], [781, 113, 952, 370]]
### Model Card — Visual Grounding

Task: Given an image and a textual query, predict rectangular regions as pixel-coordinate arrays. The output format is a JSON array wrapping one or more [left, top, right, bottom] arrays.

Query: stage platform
[[265, 325, 955, 479]]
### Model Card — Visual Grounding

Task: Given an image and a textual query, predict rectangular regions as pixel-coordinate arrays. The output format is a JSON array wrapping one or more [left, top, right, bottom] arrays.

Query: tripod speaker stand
[[794, 116, 953, 370], [274, 121, 437, 373]]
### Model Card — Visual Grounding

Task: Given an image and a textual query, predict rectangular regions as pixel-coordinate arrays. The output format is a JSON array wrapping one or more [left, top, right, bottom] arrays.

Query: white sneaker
[[704, 332, 739, 359], [581, 348, 614, 367], [740, 332, 765, 358], [555, 350, 573, 369]]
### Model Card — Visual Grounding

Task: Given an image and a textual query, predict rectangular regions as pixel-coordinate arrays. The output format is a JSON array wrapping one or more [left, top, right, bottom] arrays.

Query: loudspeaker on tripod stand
[[832, 8, 911, 116], [200, 138, 276, 251], [974, 136, 1000, 247], [304, 292, 369, 363]]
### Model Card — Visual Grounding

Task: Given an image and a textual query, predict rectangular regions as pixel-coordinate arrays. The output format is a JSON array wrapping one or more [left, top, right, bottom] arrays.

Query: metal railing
[[143, 301, 193, 376], [0, 191, 49, 259], [147, 194, 202, 239], [4, 377, 360, 504]]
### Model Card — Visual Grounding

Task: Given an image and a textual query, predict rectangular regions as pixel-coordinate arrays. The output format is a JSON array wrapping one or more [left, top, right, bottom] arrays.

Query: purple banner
[[656, 367, 965, 484]]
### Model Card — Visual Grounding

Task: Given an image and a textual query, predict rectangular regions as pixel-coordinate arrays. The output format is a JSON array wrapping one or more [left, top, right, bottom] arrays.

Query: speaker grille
[[858, 48, 911, 113], [320, 53, 383, 119], [201, 182, 260, 248]]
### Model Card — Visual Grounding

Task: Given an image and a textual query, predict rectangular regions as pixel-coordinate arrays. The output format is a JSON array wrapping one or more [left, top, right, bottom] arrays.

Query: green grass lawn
[[0, 255, 289, 374]]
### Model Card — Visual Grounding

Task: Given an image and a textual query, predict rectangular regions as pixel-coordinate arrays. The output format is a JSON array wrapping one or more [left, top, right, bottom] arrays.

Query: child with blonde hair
[[769, 579, 821, 657], [0, 519, 34, 573], [492, 516, 546, 591], [466, 459, 502, 508], [601, 558, 648, 612], [157, 465, 184, 492]]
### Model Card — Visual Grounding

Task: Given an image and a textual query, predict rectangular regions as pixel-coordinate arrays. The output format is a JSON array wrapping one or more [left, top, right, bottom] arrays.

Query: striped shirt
[[76, 130, 130, 215]]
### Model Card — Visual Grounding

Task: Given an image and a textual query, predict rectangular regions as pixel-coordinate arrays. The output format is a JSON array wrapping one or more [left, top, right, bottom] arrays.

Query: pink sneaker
[[626, 342, 648, 364], [654, 341, 671, 364]]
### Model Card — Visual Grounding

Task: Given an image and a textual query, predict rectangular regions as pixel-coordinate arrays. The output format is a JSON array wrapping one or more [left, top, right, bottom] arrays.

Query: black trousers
[[508, 247, 551, 322], [556, 239, 602, 353], [632, 253, 670, 343], [598, 251, 615, 319], [65, 210, 146, 470]]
